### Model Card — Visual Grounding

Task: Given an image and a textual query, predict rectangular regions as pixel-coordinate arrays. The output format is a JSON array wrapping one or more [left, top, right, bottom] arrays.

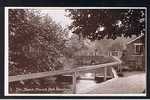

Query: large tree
[[67, 9, 145, 41], [9, 9, 38, 75], [9, 9, 71, 93], [9, 9, 68, 75]]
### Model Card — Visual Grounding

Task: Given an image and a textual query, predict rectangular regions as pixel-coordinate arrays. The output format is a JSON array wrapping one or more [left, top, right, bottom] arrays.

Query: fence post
[[119, 64, 122, 73], [117, 64, 120, 72], [104, 67, 107, 81], [94, 72, 96, 78], [72, 71, 77, 94]]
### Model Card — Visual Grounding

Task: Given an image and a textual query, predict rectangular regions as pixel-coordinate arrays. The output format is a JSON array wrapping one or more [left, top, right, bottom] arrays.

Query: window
[[134, 43, 144, 55]]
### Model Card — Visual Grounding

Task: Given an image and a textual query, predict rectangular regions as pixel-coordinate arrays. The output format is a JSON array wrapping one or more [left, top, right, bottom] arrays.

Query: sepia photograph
[[5, 7, 146, 96]]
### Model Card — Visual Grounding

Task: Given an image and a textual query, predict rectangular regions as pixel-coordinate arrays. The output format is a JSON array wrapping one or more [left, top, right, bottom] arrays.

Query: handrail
[[9, 61, 120, 82], [112, 56, 122, 63]]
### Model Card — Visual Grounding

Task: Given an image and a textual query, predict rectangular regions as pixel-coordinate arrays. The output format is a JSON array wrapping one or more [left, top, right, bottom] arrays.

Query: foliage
[[108, 42, 124, 51], [9, 9, 68, 75], [67, 9, 145, 41], [64, 34, 88, 57]]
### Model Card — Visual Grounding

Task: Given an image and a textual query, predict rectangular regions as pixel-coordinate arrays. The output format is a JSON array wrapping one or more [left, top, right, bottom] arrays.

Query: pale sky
[[40, 9, 72, 28]]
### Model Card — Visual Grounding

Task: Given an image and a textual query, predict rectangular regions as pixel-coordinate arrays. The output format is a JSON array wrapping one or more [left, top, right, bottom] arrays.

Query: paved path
[[77, 73, 145, 94]]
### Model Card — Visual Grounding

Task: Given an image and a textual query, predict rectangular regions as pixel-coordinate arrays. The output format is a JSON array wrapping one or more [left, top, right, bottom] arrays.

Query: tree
[[64, 34, 90, 57], [9, 9, 68, 75], [9, 9, 71, 93], [67, 9, 145, 41], [9, 9, 38, 75], [108, 42, 124, 51]]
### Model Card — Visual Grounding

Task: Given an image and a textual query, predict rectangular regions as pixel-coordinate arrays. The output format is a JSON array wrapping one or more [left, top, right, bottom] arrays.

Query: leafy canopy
[[67, 9, 145, 41], [9, 9, 68, 75]]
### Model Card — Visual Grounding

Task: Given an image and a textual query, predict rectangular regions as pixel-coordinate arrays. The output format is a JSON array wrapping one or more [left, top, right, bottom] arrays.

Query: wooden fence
[[9, 56, 122, 94]]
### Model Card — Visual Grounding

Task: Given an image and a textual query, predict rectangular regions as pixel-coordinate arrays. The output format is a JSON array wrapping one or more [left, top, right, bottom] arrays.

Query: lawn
[[73, 56, 115, 67]]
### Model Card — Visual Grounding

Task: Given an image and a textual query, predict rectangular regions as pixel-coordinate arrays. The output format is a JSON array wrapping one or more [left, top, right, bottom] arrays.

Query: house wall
[[125, 36, 145, 70]]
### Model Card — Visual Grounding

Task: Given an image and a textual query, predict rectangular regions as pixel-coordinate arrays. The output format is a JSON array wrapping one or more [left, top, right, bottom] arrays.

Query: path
[[77, 73, 145, 94]]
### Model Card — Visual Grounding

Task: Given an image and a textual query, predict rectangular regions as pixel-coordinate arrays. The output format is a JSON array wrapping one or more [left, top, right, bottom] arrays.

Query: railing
[[9, 56, 122, 94]]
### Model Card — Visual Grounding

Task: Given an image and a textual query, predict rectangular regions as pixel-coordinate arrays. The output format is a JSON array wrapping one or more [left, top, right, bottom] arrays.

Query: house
[[124, 34, 145, 70]]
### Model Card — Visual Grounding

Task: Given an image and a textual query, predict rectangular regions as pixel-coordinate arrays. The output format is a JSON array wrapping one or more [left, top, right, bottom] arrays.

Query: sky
[[40, 9, 72, 28], [40, 9, 73, 38]]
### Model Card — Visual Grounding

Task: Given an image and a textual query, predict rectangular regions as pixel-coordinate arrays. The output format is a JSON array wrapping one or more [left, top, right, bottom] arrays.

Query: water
[[76, 72, 97, 93], [10, 72, 112, 94], [79, 72, 95, 79]]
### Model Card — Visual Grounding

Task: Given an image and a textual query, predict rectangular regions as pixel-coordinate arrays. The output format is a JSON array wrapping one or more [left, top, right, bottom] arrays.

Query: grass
[[73, 56, 115, 67]]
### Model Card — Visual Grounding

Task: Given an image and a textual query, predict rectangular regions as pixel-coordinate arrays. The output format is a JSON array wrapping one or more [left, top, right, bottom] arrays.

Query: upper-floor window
[[134, 43, 144, 55]]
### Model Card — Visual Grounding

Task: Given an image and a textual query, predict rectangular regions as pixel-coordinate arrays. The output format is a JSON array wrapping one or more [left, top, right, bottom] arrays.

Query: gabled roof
[[127, 34, 144, 44]]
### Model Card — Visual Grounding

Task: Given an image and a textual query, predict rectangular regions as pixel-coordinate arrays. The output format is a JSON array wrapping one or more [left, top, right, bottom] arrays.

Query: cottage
[[124, 34, 145, 70]]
